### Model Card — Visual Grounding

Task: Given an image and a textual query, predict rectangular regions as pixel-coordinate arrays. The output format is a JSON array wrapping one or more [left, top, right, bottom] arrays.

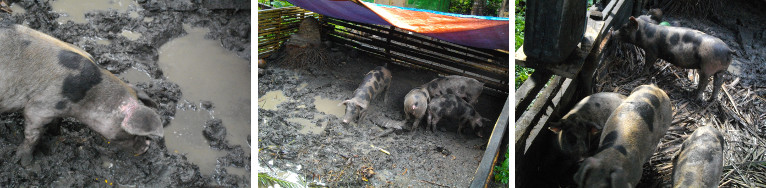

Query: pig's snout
[[136, 139, 151, 155]]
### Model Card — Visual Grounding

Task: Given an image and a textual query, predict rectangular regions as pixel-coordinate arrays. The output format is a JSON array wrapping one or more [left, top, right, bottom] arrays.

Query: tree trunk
[[497, 0, 508, 17], [470, 0, 485, 16]]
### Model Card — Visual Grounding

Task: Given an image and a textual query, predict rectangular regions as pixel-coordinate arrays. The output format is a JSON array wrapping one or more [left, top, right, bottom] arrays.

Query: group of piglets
[[548, 84, 724, 187], [337, 66, 488, 137], [406, 75, 488, 137], [0, 23, 164, 166]]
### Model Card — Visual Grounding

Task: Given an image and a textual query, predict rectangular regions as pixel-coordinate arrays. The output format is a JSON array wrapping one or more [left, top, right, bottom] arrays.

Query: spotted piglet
[[426, 94, 488, 137], [403, 87, 428, 130], [612, 16, 733, 101], [671, 125, 724, 188], [338, 66, 392, 124], [424, 75, 484, 106], [574, 85, 672, 187], [548, 92, 627, 161], [0, 23, 163, 166]]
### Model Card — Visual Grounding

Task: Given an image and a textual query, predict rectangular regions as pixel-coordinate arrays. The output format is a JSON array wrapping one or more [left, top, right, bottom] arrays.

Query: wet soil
[[0, 0, 250, 186], [257, 46, 508, 187], [591, 0, 766, 186]]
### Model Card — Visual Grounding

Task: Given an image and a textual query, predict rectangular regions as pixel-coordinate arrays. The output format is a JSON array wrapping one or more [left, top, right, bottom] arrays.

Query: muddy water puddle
[[118, 68, 152, 83], [259, 90, 290, 111], [147, 24, 250, 176], [9, 3, 26, 16], [120, 30, 142, 41], [313, 96, 344, 118], [51, 0, 139, 24]]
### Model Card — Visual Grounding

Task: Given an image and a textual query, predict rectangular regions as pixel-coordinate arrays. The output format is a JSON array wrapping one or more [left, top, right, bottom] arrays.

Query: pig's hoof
[[13, 151, 33, 167]]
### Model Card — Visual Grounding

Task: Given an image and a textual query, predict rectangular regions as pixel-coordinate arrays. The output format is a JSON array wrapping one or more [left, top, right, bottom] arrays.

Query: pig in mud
[[612, 16, 733, 101], [338, 66, 392, 124], [403, 87, 428, 130], [424, 75, 484, 106], [574, 85, 672, 187], [405, 75, 483, 130], [671, 125, 724, 188], [426, 94, 489, 137], [548, 92, 627, 160], [0, 23, 164, 166]]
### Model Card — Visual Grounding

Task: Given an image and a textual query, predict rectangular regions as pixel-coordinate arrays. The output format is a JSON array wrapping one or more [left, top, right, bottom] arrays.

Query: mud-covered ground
[[257, 46, 508, 187], [591, 0, 766, 186], [0, 0, 250, 186]]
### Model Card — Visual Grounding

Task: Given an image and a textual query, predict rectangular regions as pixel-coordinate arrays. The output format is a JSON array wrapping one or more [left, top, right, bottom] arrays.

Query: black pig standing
[[0, 23, 164, 166], [612, 16, 733, 101], [426, 94, 488, 137], [338, 66, 392, 124]]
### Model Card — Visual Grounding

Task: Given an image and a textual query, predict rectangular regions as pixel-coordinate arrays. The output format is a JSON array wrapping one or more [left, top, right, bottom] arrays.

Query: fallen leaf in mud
[[358, 166, 375, 181]]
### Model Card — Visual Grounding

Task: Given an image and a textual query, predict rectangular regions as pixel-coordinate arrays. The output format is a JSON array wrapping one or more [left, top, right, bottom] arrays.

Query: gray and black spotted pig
[[671, 125, 724, 188], [548, 92, 626, 161], [0, 23, 163, 166], [574, 85, 672, 187], [424, 75, 484, 106], [613, 16, 733, 101], [338, 66, 392, 124], [403, 75, 483, 130], [403, 86, 428, 130], [426, 94, 489, 137]]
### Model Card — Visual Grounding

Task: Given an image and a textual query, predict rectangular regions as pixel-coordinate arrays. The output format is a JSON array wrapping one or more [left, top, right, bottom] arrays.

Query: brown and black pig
[[426, 94, 488, 137], [424, 75, 483, 106], [403, 86, 428, 130], [338, 66, 392, 124], [574, 85, 672, 187], [612, 16, 733, 101], [548, 92, 627, 161], [671, 125, 724, 188], [0, 23, 163, 166]]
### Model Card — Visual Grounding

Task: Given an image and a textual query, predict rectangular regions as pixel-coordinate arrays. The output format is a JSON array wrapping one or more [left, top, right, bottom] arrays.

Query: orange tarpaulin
[[287, 0, 509, 50]]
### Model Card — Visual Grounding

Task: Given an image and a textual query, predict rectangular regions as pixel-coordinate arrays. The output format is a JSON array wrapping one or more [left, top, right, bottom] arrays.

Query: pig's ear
[[628, 16, 639, 29], [338, 100, 350, 106], [122, 106, 164, 137], [587, 122, 603, 135], [129, 85, 159, 109], [357, 101, 368, 109], [548, 122, 562, 133]]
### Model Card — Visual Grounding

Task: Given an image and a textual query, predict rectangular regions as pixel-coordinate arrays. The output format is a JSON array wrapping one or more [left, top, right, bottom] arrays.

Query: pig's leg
[[359, 109, 368, 124], [382, 84, 390, 104], [15, 108, 55, 166], [696, 71, 712, 101], [644, 54, 657, 73], [709, 71, 724, 102]]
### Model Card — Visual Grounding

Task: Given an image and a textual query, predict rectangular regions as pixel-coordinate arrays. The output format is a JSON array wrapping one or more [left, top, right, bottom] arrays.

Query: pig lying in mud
[[426, 94, 488, 137], [612, 16, 733, 101], [574, 85, 672, 187], [548, 92, 627, 161], [672, 125, 724, 188], [0, 23, 164, 166], [404, 75, 483, 130], [339, 66, 391, 124]]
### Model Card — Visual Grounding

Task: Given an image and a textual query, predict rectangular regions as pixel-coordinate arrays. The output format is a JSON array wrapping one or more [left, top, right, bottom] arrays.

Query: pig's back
[[0, 24, 98, 111]]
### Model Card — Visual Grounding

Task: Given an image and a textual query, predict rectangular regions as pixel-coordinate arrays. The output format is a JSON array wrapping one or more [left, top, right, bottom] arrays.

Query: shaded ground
[[593, 0, 766, 186], [257, 45, 508, 187], [0, 0, 250, 186]]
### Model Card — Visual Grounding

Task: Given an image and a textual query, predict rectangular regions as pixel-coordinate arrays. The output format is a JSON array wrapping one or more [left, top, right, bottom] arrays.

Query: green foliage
[[258, 172, 305, 188], [258, 0, 294, 8], [515, 65, 533, 89], [448, 0, 506, 16], [514, 0, 533, 90], [494, 152, 509, 184]]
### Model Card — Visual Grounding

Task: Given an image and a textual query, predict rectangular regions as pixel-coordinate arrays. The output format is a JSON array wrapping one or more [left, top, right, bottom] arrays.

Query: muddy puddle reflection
[[144, 24, 250, 176], [51, 0, 138, 24]]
